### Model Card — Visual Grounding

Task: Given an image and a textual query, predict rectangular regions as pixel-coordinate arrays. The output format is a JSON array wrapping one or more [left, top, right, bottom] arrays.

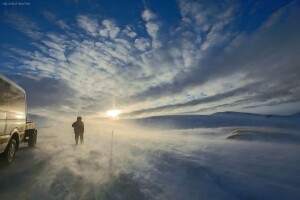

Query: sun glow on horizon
[[106, 109, 121, 118]]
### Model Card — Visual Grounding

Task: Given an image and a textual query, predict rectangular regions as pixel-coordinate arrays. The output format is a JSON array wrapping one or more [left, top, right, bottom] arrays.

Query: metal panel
[[0, 77, 8, 141], [0, 75, 26, 145], [0, 134, 10, 153], [0, 76, 8, 112], [0, 111, 6, 137]]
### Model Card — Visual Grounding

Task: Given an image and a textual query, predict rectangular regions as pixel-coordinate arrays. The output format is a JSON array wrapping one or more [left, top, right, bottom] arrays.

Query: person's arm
[[72, 122, 76, 127]]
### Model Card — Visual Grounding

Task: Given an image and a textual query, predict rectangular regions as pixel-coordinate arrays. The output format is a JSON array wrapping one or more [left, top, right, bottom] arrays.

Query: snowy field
[[1, 113, 300, 200]]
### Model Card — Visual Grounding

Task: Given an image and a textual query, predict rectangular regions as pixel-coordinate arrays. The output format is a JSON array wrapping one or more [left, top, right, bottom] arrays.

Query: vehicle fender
[[8, 128, 20, 150]]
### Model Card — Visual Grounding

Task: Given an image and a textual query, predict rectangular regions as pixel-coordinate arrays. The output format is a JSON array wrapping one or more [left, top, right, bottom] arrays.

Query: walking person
[[72, 116, 84, 145]]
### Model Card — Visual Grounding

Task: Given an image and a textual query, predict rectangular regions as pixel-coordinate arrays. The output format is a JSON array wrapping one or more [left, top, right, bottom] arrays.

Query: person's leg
[[75, 133, 79, 145], [80, 133, 84, 144]]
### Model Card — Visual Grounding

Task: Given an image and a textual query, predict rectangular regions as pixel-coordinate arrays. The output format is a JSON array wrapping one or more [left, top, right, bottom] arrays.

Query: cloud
[[261, 0, 297, 28], [121, 82, 262, 117], [122, 26, 137, 38], [134, 38, 150, 51], [56, 20, 71, 30], [101, 19, 120, 39], [8, 75, 76, 111], [1, 0, 299, 119], [129, 3, 300, 108], [145, 22, 159, 39], [41, 11, 57, 21], [178, 0, 235, 32], [4, 12, 43, 39], [77, 15, 99, 36], [141, 9, 161, 48], [142, 9, 156, 22]]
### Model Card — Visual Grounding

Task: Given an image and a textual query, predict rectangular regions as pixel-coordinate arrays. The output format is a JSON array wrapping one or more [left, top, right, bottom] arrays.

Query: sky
[[0, 0, 300, 120]]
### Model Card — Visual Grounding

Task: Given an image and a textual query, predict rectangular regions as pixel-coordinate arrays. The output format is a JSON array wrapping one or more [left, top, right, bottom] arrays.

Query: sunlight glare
[[106, 109, 121, 118]]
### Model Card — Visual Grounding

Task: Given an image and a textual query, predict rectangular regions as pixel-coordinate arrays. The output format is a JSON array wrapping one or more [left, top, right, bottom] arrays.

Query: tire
[[28, 130, 37, 147], [4, 139, 17, 165]]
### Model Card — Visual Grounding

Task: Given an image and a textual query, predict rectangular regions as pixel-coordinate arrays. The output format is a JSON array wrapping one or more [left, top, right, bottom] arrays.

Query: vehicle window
[[6, 83, 25, 114], [0, 77, 8, 111]]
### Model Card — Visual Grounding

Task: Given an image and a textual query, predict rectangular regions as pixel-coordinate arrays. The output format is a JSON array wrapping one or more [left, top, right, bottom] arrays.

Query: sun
[[106, 109, 121, 118]]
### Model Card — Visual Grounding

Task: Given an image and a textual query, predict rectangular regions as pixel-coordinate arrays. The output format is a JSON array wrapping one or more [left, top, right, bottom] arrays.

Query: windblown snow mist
[[1, 115, 300, 200]]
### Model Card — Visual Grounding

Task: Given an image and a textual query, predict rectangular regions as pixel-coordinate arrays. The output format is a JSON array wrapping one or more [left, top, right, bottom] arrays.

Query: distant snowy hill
[[125, 112, 300, 130]]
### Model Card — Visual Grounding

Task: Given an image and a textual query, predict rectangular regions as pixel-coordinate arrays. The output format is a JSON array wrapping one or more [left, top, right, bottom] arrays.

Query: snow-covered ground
[[1, 113, 300, 200]]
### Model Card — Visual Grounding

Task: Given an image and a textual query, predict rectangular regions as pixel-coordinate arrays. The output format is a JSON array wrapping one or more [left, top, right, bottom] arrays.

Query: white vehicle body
[[0, 75, 26, 154]]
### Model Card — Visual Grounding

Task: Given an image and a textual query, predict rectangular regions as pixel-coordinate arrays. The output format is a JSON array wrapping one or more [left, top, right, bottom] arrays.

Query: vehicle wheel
[[28, 130, 37, 147], [4, 139, 17, 165]]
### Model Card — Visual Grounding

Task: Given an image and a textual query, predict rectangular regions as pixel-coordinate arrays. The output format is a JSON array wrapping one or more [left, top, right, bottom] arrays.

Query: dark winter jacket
[[72, 121, 84, 134]]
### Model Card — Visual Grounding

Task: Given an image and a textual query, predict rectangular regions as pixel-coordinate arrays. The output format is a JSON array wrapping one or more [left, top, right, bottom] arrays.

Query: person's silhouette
[[72, 116, 84, 145]]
